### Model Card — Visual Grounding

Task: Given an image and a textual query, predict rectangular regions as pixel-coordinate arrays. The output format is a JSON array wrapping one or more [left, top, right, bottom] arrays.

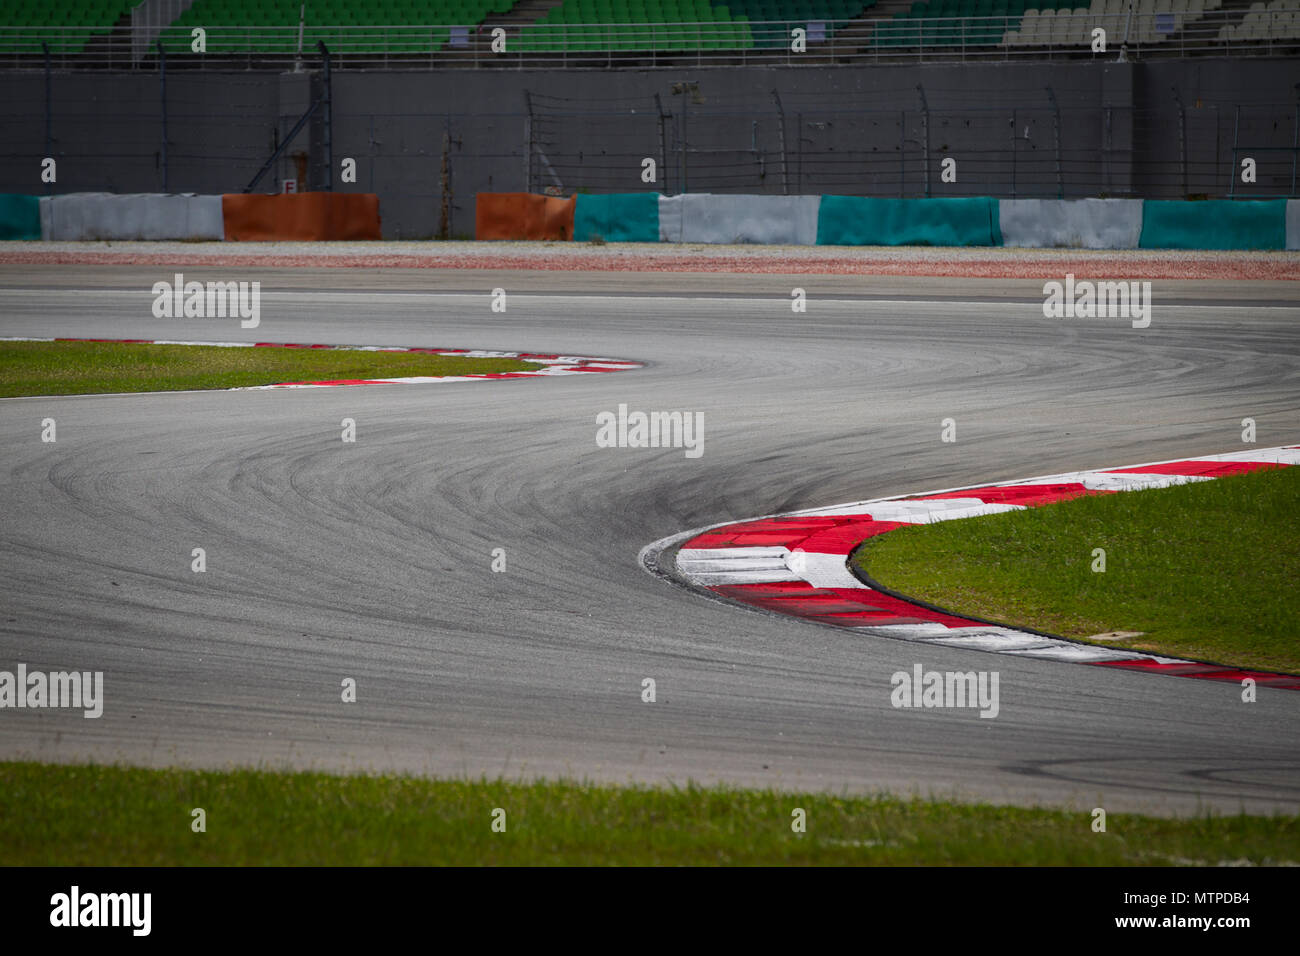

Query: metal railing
[[0, 12, 1296, 70]]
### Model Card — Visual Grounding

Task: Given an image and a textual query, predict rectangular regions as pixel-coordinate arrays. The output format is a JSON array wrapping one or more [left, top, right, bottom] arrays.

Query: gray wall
[[1, 57, 1296, 238]]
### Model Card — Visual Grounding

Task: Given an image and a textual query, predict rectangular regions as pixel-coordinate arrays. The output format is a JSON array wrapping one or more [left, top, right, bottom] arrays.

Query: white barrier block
[[999, 198, 1143, 249], [45, 193, 224, 240], [38, 195, 53, 240], [1287, 199, 1300, 251], [658, 193, 820, 245], [658, 193, 684, 243]]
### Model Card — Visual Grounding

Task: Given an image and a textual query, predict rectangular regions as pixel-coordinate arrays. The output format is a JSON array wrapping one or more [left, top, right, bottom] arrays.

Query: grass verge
[[0, 762, 1296, 865], [0, 341, 542, 397], [854, 465, 1299, 673]]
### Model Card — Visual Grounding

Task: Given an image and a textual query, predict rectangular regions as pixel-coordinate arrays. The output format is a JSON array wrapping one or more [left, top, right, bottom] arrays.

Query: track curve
[[1, 264, 1298, 815]]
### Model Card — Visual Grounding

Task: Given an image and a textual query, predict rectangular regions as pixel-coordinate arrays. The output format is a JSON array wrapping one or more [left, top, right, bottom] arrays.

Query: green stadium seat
[[4, 0, 1028, 56]]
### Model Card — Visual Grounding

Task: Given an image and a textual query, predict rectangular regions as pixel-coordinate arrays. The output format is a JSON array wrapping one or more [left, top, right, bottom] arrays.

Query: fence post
[[158, 40, 168, 192], [440, 119, 451, 239], [773, 89, 790, 195], [681, 94, 689, 194], [1229, 104, 1240, 198], [1103, 106, 1112, 196], [43, 41, 52, 194], [1011, 107, 1017, 198], [1046, 85, 1062, 198], [1172, 86, 1186, 198], [319, 41, 332, 190], [899, 109, 905, 197], [796, 111, 803, 193], [654, 93, 668, 195], [1291, 102, 1298, 198], [524, 90, 535, 192], [917, 84, 930, 197]]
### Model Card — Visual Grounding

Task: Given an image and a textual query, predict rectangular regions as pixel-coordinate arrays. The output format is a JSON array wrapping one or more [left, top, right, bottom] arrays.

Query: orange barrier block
[[221, 193, 382, 241], [475, 193, 574, 240]]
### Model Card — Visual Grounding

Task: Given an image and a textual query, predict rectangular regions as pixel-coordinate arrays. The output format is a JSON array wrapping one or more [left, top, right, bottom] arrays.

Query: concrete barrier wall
[[657, 194, 821, 245], [1139, 199, 1287, 250], [0, 194, 41, 239], [221, 193, 382, 241], [475, 193, 575, 240], [572, 193, 659, 242], [816, 196, 1001, 246], [999, 199, 1143, 249], [41, 192, 225, 240], [13, 190, 1298, 251]]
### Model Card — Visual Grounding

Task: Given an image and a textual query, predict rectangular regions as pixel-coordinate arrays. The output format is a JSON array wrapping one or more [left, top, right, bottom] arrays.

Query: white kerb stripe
[[786, 550, 866, 589], [1001, 643, 1151, 662], [789, 498, 1025, 522], [677, 547, 800, 585]]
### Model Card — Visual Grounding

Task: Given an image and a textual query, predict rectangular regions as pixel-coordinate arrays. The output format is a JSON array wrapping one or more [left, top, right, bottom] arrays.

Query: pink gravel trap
[[2, 243, 1298, 280]]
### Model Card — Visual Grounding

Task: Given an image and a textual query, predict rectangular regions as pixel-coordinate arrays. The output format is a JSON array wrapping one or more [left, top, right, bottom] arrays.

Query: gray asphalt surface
[[1, 264, 1298, 816]]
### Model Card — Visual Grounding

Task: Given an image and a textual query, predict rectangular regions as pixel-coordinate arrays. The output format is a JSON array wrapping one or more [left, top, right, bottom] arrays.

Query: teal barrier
[[0, 194, 40, 239], [816, 196, 1001, 246], [573, 193, 660, 242], [1139, 200, 1287, 250]]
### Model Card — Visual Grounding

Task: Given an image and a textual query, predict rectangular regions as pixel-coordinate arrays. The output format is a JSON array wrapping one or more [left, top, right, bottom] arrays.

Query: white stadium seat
[[1071, 7, 1091, 44], [1100, 9, 1123, 40], [1039, 7, 1057, 42], [1018, 8, 1040, 43], [1053, 8, 1075, 41], [1031, 8, 1052, 43]]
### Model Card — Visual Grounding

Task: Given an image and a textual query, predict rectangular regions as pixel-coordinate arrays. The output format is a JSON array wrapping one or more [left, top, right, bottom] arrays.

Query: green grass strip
[[855, 465, 1300, 674], [1, 762, 1295, 865], [0, 341, 543, 397]]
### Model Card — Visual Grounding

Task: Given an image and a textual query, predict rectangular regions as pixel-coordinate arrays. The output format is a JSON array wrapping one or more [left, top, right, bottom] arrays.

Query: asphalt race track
[[2, 264, 1298, 815]]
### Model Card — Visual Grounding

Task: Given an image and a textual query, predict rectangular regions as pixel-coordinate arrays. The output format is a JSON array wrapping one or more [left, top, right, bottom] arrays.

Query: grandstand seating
[[3, 0, 1296, 57], [1003, 0, 1225, 47], [877, 0, 1033, 46], [879, 0, 1229, 49], [161, 0, 515, 54], [1218, 0, 1300, 40], [519, 1, 874, 53], [0, 0, 132, 53]]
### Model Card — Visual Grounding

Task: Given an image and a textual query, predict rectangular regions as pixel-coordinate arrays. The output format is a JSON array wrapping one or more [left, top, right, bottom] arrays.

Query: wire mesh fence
[[0, 13, 1297, 70], [526, 90, 1299, 199], [2, 60, 1296, 236]]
